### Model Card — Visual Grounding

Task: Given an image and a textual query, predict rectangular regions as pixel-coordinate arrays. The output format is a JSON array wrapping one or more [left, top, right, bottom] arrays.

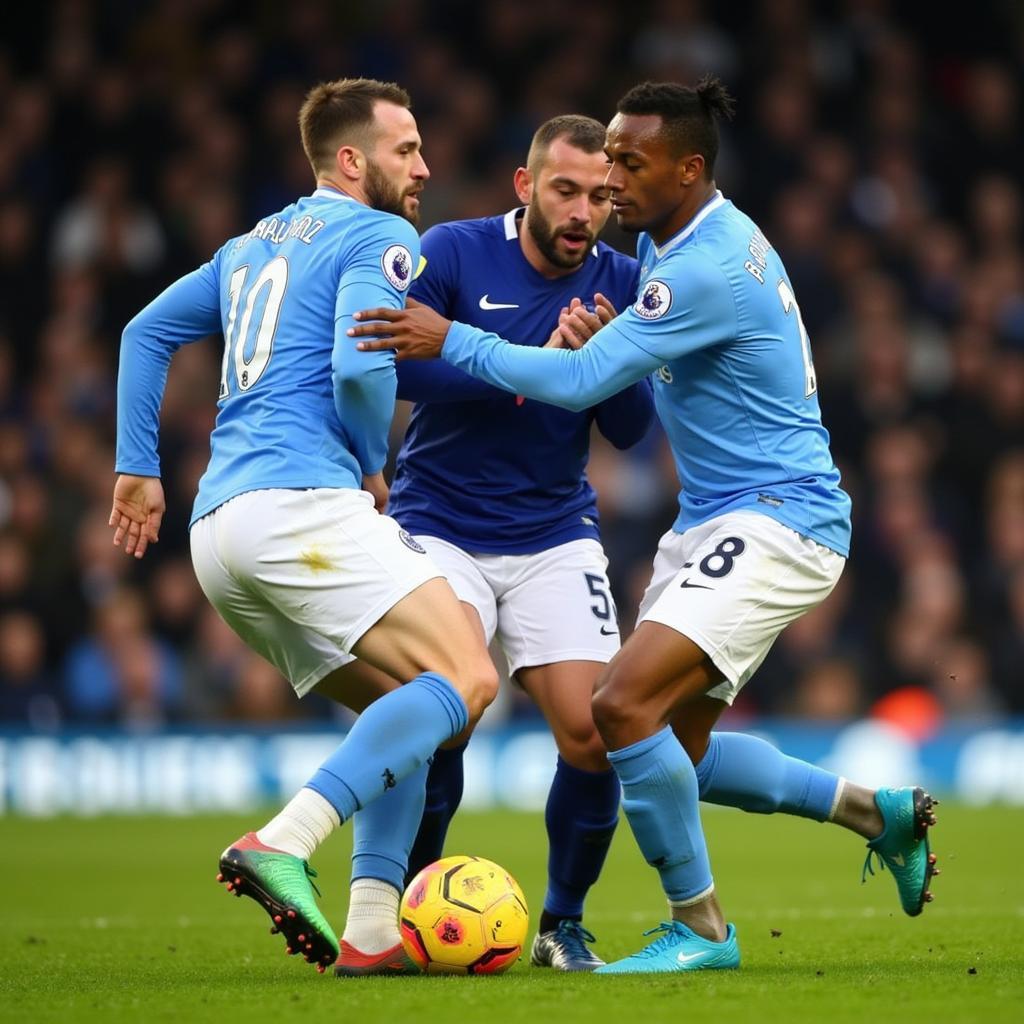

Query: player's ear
[[513, 166, 533, 205], [336, 145, 363, 182], [679, 153, 705, 187]]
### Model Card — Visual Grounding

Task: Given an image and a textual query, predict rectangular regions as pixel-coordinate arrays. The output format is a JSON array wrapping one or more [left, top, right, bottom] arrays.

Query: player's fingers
[[146, 510, 163, 545], [356, 339, 399, 352], [122, 518, 142, 557], [568, 297, 583, 311], [594, 292, 617, 322], [348, 321, 397, 338], [557, 324, 585, 350], [352, 308, 402, 322]]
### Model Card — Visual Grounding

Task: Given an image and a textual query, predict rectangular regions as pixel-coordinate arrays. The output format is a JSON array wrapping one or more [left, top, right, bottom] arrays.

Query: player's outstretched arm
[[351, 297, 451, 361]]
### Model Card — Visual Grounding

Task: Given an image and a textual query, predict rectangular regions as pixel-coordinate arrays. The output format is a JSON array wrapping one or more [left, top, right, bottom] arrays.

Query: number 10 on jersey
[[219, 256, 289, 398]]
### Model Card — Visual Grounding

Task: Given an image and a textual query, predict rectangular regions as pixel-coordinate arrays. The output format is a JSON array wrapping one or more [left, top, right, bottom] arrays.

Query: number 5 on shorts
[[584, 572, 615, 622]]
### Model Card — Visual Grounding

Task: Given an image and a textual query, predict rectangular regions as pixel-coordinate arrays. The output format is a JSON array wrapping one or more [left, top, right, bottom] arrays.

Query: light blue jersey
[[116, 187, 419, 526], [441, 191, 852, 557]]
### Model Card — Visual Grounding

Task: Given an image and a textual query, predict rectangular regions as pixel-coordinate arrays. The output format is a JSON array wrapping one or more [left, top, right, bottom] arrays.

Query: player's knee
[[455, 661, 499, 724], [591, 675, 641, 747], [555, 722, 608, 773]]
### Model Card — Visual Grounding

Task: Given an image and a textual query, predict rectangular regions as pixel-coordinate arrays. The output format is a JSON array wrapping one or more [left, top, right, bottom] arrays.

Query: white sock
[[257, 787, 340, 861], [342, 878, 401, 954]]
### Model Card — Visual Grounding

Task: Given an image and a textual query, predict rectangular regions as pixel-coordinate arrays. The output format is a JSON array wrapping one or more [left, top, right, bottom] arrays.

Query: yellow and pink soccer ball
[[399, 855, 529, 975]]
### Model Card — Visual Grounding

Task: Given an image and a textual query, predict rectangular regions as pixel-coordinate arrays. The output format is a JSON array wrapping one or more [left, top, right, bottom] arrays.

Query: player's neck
[[650, 181, 718, 247], [516, 211, 579, 280], [315, 176, 367, 206]]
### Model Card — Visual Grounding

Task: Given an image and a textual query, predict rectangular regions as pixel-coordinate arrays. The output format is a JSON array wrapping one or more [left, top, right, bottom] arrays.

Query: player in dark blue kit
[[351, 78, 940, 973], [333, 116, 655, 975]]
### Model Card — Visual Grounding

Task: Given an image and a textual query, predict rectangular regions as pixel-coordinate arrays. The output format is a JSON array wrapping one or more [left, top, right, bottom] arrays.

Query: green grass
[[1, 805, 1021, 1023]]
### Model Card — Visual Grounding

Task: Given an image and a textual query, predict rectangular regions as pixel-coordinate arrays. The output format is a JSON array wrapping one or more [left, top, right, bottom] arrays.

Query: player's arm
[[593, 374, 656, 450], [333, 218, 420, 475], [396, 350, 506, 402], [441, 317, 662, 412], [563, 289, 656, 449], [350, 252, 734, 412], [113, 254, 223, 556]]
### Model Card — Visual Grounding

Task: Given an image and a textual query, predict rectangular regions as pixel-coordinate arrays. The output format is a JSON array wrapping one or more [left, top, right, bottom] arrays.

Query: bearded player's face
[[366, 101, 429, 225], [524, 137, 612, 271]]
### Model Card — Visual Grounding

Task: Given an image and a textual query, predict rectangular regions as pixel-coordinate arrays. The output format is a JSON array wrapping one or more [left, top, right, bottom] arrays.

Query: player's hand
[[362, 472, 389, 512], [109, 474, 165, 559], [546, 293, 617, 350], [350, 297, 452, 361]]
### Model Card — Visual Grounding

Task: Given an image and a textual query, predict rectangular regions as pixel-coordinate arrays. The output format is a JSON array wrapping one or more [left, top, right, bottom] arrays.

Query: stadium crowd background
[[0, 0, 1021, 733]]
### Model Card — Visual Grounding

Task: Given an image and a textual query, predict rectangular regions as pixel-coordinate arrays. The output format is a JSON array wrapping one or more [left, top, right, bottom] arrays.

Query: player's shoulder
[[344, 203, 419, 248], [421, 213, 506, 251]]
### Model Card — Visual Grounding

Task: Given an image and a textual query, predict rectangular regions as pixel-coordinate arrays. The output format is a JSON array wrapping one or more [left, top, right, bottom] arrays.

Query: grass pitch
[[2, 803, 1021, 1023]]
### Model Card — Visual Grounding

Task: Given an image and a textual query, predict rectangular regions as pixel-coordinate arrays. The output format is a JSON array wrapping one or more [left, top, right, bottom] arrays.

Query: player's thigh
[[415, 536, 499, 645], [639, 511, 845, 705], [516, 659, 608, 771], [593, 620, 723, 748], [352, 577, 498, 717], [495, 539, 620, 677]]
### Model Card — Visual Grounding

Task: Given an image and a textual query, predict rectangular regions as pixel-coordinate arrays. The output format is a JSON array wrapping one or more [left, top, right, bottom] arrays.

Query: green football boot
[[218, 832, 339, 972], [862, 787, 940, 916]]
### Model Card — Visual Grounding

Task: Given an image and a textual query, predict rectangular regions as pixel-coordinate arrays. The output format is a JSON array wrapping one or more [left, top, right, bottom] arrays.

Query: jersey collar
[[503, 206, 599, 258], [312, 185, 356, 202], [652, 190, 725, 259]]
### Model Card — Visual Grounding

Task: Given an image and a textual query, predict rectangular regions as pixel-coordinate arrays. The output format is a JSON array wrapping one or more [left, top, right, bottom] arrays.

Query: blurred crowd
[[1, 0, 1022, 731]]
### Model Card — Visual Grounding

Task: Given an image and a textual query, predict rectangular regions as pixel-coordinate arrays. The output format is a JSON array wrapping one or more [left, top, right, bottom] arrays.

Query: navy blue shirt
[[387, 209, 653, 554]]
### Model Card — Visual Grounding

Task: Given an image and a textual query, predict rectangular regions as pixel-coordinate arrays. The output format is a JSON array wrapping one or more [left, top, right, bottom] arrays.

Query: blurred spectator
[[63, 587, 183, 725], [0, 610, 58, 726]]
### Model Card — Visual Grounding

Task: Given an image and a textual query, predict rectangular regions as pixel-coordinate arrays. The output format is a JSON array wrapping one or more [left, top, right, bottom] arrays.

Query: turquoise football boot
[[862, 787, 939, 916], [595, 920, 740, 974]]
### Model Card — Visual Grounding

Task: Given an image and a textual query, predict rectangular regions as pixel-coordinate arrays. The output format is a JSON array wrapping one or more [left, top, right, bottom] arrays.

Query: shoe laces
[[555, 920, 597, 954], [303, 862, 322, 898], [861, 849, 886, 883], [633, 921, 687, 958]]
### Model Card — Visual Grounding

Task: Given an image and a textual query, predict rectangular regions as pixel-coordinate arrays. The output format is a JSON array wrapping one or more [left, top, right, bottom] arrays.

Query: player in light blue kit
[[350, 78, 940, 973], [109, 78, 497, 973], [334, 116, 653, 976]]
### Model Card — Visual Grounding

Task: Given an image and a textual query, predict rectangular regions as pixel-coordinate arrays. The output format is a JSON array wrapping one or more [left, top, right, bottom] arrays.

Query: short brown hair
[[298, 78, 411, 175], [526, 114, 607, 174]]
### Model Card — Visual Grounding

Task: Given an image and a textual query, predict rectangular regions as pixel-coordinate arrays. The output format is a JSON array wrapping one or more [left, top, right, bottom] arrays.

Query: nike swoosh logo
[[677, 951, 707, 963], [891, 853, 905, 867], [479, 294, 520, 310], [599, 626, 616, 636], [679, 578, 713, 590]]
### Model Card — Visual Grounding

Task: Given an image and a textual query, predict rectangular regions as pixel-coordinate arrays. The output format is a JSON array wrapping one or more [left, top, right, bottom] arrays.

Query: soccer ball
[[399, 855, 529, 974]]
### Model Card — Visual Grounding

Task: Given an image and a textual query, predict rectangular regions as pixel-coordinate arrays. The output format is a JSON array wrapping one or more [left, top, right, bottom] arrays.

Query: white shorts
[[637, 511, 845, 704], [189, 488, 443, 696], [417, 536, 620, 677]]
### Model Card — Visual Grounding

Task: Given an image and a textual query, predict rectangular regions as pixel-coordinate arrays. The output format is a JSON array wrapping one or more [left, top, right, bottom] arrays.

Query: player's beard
[[365, 159, 420, 226], [525, 197, 595, 269]]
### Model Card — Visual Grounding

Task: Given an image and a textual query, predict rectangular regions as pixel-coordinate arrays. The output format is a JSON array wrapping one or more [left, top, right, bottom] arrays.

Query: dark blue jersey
[[387, 209, 652, 554]]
